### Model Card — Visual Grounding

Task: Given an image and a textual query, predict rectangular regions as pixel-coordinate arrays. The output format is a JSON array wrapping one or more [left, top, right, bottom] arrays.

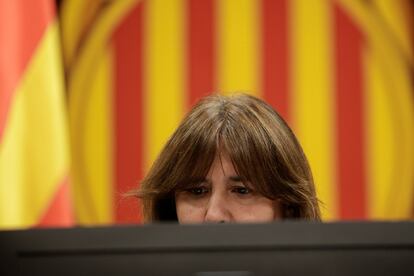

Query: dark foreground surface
[[1, 221, 414, 276]]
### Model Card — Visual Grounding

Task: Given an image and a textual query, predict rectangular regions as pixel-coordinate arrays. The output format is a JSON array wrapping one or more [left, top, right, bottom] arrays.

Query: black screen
[[1, 222, 413, 276]]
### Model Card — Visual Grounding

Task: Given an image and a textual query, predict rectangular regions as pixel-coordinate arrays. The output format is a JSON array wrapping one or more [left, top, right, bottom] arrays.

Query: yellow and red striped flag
[[61, 0, 413, 224], [61, 0, 141, 225], [0, 0, 73, 229]]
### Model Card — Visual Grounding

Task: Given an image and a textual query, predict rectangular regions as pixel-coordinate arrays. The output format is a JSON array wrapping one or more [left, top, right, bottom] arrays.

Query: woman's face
[[175, 152, 281, 223]]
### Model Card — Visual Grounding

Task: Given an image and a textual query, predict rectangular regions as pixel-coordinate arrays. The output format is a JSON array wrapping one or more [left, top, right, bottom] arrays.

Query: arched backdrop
[[0, 0, 413, 228]]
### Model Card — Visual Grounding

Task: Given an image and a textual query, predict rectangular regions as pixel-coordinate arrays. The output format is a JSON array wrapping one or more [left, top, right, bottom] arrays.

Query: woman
[[131, 94, 321, 223]]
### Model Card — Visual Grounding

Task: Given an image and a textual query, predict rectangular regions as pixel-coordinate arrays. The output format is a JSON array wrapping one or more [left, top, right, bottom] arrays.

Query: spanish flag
[[0, 0, 72, 228]]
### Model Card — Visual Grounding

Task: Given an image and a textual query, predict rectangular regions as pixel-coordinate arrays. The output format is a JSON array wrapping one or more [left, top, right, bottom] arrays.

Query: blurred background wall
[[0, 0, 413, 229]]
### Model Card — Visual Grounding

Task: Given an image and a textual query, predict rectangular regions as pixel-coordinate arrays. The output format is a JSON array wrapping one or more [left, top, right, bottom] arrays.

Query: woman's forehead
[[187, 149, 234, 177], [206, 151, 237, 177]]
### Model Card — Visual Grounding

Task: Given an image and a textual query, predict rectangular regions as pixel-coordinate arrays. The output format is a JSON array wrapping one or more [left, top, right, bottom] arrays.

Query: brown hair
[[131, 93, 321, 222]]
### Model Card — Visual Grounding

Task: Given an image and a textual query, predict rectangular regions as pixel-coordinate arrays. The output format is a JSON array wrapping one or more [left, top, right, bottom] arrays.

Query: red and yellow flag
[[0, 0, 73, 228], [61, 0, 141, 225], [60, 0, 413, 224]]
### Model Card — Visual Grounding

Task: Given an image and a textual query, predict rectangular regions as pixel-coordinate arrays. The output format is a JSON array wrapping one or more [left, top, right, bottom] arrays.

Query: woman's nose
[[204, 192, 231, 223]]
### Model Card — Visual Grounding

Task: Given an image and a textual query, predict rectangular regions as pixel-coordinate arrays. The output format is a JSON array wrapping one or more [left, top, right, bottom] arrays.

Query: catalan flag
[[61, 0, 142, 225], [0, 0, 72, 228], [63, 0, 413, 224]]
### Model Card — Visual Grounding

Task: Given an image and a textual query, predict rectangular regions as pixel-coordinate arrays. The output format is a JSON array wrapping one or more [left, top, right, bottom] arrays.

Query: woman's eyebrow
[[185, 177, 208, 185], [228, 175, 245, 182]]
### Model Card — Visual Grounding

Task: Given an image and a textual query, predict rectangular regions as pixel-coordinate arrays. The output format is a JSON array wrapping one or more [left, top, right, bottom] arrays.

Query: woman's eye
[[232, 187, 251, 195], [188, 187, 208, 195]]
